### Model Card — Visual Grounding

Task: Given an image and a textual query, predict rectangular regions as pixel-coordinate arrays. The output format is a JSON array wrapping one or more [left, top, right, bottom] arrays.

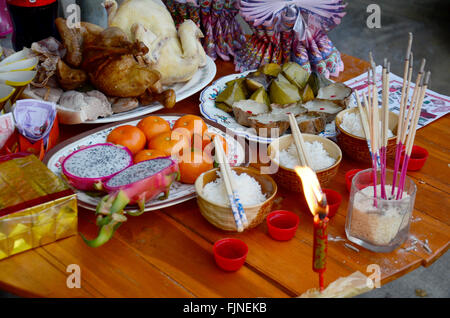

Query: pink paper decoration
[[239, 0, 346, 77], [163, 0, 346, 78]]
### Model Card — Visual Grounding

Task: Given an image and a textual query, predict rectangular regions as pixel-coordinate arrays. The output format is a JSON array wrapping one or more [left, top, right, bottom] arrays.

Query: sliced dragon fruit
[[104, 157, 180, 208], [62, 143, 133, 191], [81, 157, 180, 248]]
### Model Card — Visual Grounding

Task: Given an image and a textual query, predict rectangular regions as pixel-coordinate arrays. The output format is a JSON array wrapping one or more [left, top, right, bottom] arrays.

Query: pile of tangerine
[[106, 115, 227, 184]]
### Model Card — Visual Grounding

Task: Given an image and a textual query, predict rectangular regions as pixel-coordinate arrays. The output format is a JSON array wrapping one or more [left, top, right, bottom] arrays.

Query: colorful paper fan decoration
[[238, 0, 346, 77], [163, 0, 346, 78], [164, 0, 246, 62]]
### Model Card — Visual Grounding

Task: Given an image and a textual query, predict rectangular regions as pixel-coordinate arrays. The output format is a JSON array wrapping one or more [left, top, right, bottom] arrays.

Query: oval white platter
[[86, 56, 217, 124], [44, 115, 246, 213], [199, 70, 341, 143]]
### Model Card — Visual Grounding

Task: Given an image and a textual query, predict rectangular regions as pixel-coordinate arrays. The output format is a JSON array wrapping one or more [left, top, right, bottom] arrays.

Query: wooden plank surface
[[0, 55, 448, 298]]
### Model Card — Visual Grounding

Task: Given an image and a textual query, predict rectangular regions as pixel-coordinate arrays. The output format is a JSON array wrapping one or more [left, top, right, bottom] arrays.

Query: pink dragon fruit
[[62, 143, 133, 191], [82, 157, 180, 247]]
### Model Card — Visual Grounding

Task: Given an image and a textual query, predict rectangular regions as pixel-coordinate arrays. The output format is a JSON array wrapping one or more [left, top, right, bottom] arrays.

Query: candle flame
[[295, 166, 328, 217]]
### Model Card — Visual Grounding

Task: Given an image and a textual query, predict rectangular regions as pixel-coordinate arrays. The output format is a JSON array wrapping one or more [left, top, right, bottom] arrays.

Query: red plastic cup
[[213, 238, 248, 272], [345, 169, 363, 192], [401, 145, 428, 171], [266, 210, 300, 241], [322, 189, 342, 218]]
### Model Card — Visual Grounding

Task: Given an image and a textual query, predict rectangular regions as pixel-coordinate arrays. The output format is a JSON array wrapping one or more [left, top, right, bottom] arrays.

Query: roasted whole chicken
[[54, 17, 175, 108], [104, 0, 207, 85], [19, 0, 207, 123]]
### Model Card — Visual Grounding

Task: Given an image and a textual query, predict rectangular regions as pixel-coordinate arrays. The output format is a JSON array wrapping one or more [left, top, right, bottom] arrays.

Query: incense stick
[[371, 98, 379, 204], [362, 91, 376, 158], [380, 60, 390, 199], [371, 57, 381, 203], [400, 59, 426, 145], [354, 89, 371, 143], [396, 33, 414, 146], [405, 73, 429, 155], [384, 62, 391, 149], [379, 62, 387, 199], [371, 58, 381, 164], [392, 58, 426, 195], [391, 34, 413, 194], [367, 67, 373, 111], [402, 52, 414, 122], [396, 71, 430, 199]]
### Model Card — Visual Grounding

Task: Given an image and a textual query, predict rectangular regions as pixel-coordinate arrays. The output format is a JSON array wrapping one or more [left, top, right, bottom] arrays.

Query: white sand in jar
[[349, 185, 411, 246], [202, 170, 266, 206], [278, 141, 336, 171], [341, 112, 394, 138]]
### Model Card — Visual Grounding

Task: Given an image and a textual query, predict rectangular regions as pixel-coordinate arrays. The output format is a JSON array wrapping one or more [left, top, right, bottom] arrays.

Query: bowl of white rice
[[195, 167, 278, 232], [268, 134, 342, 192], [335, 108, 398, 162]]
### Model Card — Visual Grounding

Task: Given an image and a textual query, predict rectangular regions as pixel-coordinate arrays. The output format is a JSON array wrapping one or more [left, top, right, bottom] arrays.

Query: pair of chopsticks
[[288, 114, 327, 210], [288, 113, 312, 167], [214, 136, 248, 232]]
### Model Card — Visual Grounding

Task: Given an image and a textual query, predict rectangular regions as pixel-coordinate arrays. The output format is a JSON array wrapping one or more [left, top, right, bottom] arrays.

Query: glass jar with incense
[[345, 168, 417, 253]]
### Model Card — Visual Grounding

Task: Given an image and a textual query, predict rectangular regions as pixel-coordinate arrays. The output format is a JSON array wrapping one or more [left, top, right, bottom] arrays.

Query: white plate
[[44, 115, 246, 213], [86, 56, 217, 124], [199, 70, 340, 143]]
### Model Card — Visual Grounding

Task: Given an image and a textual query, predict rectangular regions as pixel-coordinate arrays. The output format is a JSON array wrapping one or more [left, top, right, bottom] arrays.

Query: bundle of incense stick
[[396, 70, 430, 199], [214, 136, 249, 232], [353, 33, 430, 202]]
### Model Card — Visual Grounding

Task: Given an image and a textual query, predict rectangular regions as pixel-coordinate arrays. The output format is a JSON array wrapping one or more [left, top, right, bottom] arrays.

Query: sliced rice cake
[[232, 99, 269, 127]]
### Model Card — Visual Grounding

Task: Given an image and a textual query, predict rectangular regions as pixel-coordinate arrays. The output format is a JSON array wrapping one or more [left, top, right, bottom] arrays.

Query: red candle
[[313, 214, 329, 292], [295, 166, 329, 292]]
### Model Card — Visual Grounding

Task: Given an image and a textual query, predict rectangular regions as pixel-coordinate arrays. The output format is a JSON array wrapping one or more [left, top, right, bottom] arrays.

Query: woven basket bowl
[[267, 134, 342, 192], [335, 108, 399, 163], [195, 167, 278, 232]]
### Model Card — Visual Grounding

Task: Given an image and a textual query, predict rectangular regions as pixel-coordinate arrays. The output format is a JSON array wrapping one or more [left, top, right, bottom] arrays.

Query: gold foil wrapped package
[[0, 153, 77, 260]]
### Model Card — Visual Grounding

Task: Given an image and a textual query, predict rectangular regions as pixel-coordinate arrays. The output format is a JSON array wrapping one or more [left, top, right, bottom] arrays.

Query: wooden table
[[0, 55, 448, 298]]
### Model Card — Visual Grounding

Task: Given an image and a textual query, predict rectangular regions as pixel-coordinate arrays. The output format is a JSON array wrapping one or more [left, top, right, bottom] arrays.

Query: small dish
[[213, 238, 248, 272], [345, 169, 363, 192], [322, 189, 342, 218], [266, 210, 300, 241], [401, 145, 428, 171]]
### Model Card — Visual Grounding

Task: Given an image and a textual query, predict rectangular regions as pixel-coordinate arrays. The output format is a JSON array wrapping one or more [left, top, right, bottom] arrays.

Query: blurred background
[[0, 0, 448, 298], [328, 0, 450, 96]]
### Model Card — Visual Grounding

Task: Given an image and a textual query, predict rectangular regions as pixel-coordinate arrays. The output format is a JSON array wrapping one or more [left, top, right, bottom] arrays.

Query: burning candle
[[313, 214, 329, 291], [295, 166, 329, 292]]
